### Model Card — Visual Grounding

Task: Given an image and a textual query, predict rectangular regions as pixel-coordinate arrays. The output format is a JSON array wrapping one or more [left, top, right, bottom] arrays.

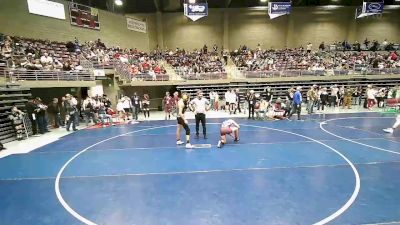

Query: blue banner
[[364, 2, 384, 14], [268, 2, 291, 19], [184, 3, 208, 21], [356, 1, 384, 18]]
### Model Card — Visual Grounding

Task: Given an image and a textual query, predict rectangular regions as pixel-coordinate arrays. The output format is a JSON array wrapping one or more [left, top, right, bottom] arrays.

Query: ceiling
[[67, 0, 400, 14]]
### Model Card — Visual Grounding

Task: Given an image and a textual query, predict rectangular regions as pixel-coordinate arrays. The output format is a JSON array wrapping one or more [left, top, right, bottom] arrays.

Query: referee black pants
[[195, 113, 206, 136]]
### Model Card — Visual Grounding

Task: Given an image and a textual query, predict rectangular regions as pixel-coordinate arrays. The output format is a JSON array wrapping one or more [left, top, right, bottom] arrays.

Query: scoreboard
[[69, 2, 100, 30]]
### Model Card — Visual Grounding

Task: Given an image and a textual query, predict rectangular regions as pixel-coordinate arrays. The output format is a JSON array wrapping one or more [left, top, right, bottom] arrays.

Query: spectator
[[9, 106, 26, 140], [288, 87, 302, 120], [47, 98, 61, 128]]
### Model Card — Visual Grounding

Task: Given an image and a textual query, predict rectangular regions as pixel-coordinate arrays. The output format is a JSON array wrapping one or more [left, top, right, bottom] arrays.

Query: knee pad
[[183, 124, 190, 135]]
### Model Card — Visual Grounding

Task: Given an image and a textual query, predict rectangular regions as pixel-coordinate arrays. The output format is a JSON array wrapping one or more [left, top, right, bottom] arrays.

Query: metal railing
[[239, 67, 400, 79], [180, 72, 228, 80], [4, 69, 94, 81]]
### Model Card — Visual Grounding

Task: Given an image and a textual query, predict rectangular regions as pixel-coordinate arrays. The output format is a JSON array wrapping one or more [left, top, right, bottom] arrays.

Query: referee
[[190, 90, 211, 139]]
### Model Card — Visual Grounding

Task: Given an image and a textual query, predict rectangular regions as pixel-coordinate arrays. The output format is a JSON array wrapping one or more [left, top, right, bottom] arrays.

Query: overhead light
[[188, 0, 196, 4], [114, 0, 123, 6], [260, 0, 268, 2]]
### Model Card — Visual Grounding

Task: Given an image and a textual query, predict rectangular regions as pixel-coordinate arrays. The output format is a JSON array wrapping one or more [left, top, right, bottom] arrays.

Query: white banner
[[127, 17, 147, 33], [27, 0, 66, 20]]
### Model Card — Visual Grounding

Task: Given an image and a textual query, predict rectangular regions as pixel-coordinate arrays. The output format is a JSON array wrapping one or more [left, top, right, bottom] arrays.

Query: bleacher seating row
[[0, 85, 32, 143]]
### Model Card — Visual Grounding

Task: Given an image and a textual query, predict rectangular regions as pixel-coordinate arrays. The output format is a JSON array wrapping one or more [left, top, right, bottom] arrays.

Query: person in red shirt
[[390, 51, 398, 61], [154, 65, 161, 74]]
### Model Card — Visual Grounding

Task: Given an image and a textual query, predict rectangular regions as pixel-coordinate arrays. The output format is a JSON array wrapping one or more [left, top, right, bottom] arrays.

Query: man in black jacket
[[25, 97, 38, 135], [247, 90, 256, 119], [131, 92, 141, 121]]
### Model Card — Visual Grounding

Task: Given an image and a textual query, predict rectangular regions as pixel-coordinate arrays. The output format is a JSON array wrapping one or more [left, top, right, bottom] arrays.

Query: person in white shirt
[[217, 119, 240, 148], [214, 92, 219, 111], [116, 99, 126, 121], [256, 99, 268, 119], [366, 85, 377, 110], [40, 52, 53, 65], [306, 43, 312, 53], [229, 90, 237, 115], [209, 91, 215, 111], [189, 90, 210, 139], [330, 84, 339, 107], [224, 90, 230, 112], [122, 96, 132, 119]]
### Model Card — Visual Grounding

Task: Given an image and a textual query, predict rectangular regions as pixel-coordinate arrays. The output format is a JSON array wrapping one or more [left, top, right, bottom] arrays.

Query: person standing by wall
[[35, 98, 48, 134], [142, 93, 150, 119], [47, 98, 61, 128], [224, 89, 230, 112], [82, 96, 95, 126], [214, 91, 219, 111], [9, 106, 26, 140], [65, 96, 78, 132], [229, 89, 237, 115], [352, 86, 361, 106], [330, 84, 339, 107], [247, 90, 256, 120], [366, 85, 377, 110], [343, 86, 353, 109], [209, 90, 215, 111], [306, 85, 317, 114], [319, 87, 329, 112], [122, 95, 132, 120], [189, 90, 210, 139], [288, 87, 302, 120], [234, 89, 242, 114], [130, 93, 141, 121], [25, 97, 38, 136], [163, 92, 173, 120]]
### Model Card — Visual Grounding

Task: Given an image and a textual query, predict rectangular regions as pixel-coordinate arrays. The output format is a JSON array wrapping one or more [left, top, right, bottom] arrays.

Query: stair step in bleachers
[[0, 84, 31, 144]]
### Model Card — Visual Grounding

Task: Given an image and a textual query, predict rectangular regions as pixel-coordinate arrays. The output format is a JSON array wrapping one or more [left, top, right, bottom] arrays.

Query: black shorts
[[177, 117, 186, 125], [143, 103, 149, 109], [124, 108, 131, 113]]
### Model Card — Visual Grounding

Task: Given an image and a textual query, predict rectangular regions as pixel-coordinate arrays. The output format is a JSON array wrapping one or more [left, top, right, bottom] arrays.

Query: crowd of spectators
[[1, 33, 400, 79], [231, 40, 399, 73], [163, 44, 225, 76], [0, 34, 166, 80]]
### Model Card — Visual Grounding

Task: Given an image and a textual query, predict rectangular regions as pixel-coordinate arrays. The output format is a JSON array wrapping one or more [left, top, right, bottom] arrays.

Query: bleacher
[[0, 84, 32, 143]]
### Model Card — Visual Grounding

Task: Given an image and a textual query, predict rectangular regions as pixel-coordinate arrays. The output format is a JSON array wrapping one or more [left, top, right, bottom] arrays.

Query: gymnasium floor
[[0, 112, 399, 225]]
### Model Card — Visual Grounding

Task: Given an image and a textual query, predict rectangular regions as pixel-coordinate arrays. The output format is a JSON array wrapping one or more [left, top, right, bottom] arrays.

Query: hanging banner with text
[[127, 17, 147, 33], [356, 1, 384, 19], [268, 2, 292, 19], [183, 3, 208, 21]]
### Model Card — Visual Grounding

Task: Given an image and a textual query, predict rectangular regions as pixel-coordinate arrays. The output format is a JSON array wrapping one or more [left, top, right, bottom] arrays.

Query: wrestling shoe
[[176, 140, 184, 145], [186, 143, 193, 149], [383, 128, 394, 134], [217, 140, 222, 148]]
